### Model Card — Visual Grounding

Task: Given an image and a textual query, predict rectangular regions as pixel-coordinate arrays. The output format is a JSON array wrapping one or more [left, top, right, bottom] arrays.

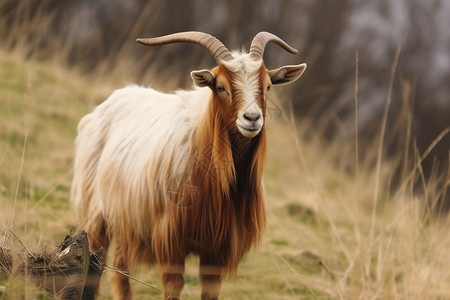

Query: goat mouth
[[240, 125, 259, 131], [237, 124, 261, 137]]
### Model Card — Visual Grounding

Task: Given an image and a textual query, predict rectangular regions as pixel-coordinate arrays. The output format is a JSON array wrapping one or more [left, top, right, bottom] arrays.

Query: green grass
[[1, 50, 450, 299], [0, 51, 104, 243]]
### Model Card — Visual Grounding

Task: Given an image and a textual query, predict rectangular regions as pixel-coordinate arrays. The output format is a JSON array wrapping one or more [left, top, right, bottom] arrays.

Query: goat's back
[[71, 85, 209, 239]]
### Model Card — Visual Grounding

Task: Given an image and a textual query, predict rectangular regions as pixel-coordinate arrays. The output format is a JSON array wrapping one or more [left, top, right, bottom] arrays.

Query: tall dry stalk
[[354, 49, 359, 180], [368, 46, 401, 263]]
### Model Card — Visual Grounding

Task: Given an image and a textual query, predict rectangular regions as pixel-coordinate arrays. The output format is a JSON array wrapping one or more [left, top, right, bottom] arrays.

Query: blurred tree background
[[1, 0, 449, 205]]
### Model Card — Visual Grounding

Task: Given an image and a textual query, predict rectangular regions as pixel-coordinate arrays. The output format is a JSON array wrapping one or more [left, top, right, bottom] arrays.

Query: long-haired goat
[[71, 31, 306, 299]]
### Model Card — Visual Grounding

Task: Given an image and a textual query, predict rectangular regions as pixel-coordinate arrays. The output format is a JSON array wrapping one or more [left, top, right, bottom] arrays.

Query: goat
[[71, 31, 306, 300]]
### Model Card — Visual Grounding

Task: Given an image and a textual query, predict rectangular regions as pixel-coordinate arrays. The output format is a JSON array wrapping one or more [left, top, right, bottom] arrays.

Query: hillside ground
[[1, 50, 450, 299]]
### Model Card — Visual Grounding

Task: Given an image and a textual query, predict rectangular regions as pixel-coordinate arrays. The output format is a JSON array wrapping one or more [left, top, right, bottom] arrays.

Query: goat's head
[[137, 31, 306, 138]]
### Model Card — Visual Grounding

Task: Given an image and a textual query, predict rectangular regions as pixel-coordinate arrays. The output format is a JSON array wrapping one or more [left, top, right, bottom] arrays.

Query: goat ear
[[191, 69, 216, 88], [268, 63, 307, 85]]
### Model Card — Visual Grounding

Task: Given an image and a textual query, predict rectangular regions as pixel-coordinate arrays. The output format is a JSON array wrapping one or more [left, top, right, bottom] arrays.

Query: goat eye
[[266, 85, 271, 91], [216, 87, 226, 93]]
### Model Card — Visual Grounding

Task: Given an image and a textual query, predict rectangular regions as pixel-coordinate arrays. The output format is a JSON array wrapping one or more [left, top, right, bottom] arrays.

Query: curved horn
[[136, 31, 233, 62], [249, 31, 298, 60]]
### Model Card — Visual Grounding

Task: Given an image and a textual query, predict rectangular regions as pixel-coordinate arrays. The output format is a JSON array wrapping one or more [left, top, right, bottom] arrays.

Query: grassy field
[[1, 49, 450, 299]]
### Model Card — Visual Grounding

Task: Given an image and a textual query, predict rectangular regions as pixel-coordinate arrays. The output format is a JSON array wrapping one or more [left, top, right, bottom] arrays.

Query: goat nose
[[243, 112, 261, 122]]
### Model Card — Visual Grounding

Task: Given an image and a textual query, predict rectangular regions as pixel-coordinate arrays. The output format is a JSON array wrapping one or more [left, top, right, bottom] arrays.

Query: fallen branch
[[0, 230, 103, 299]]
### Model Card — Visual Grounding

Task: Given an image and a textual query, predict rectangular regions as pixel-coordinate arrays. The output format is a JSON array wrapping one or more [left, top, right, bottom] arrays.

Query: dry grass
[[1, 22, 450, 300]]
